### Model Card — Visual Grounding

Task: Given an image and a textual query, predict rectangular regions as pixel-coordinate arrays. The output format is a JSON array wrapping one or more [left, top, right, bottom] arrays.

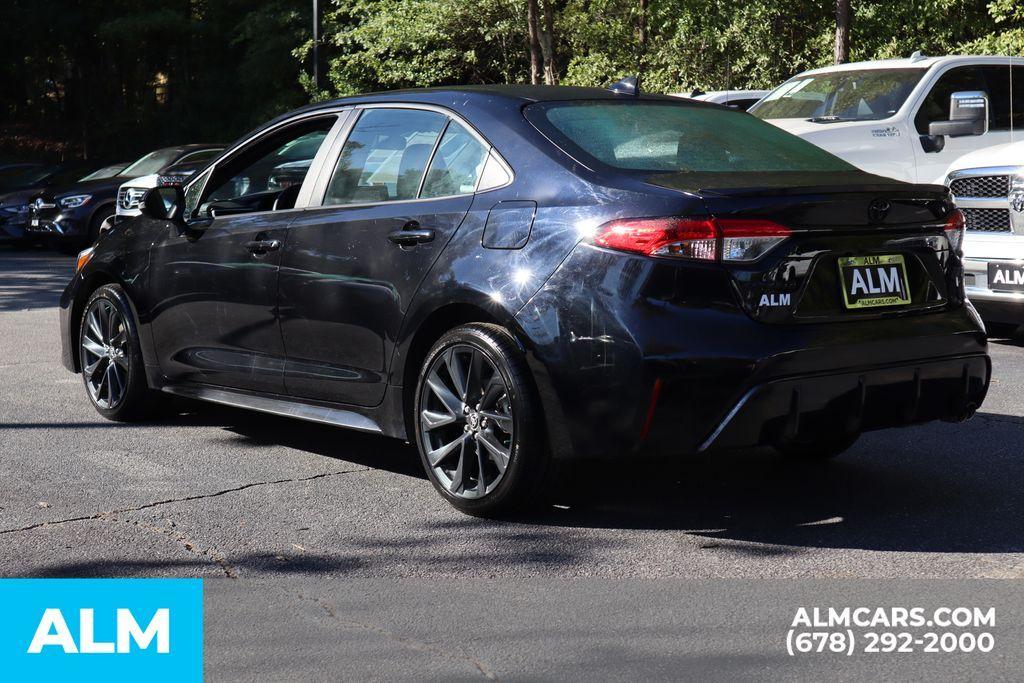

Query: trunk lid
[[646, 172, 961, 323]]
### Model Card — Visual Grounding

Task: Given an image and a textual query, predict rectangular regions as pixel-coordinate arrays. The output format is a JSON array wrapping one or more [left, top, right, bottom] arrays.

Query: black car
[[58, 85, 989, 516], [27, 145, 223, 252], [0, 161, 122, 244]]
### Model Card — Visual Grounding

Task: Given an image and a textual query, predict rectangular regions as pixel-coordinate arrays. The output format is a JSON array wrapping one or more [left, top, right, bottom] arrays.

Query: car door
[[147, 113, 343, 394], [278, 106, 501, 407], [911, 64, 1013, 184]]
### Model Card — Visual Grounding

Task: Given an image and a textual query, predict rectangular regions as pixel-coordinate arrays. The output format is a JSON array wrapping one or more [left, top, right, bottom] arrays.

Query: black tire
[[776, 433, 859, 460], [78, 284, 158, 422], [414, 323, 549, 517]]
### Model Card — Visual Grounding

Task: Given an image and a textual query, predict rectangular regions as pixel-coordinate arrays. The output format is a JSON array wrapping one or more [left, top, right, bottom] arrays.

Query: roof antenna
[[607, 76, 640, 96], [909, 50, 927, 63]]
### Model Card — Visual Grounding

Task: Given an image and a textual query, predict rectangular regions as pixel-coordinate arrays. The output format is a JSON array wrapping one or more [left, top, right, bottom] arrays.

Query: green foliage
[[317, 0, 1023, 96]]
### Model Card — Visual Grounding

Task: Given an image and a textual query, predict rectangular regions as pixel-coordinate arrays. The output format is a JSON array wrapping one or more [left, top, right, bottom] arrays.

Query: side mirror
[[928, 91, 988, 138], [140, 186, 185, 222]]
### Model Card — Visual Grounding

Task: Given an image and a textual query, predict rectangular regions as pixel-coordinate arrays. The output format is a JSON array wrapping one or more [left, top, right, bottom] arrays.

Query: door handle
[[387, 228, 435, 247], [245, 238, 282, 254]]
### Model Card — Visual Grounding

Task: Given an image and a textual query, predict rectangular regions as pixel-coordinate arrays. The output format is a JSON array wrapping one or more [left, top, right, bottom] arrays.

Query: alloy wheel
[[81, 299, 130, 409], [419, 344, 515, 499]]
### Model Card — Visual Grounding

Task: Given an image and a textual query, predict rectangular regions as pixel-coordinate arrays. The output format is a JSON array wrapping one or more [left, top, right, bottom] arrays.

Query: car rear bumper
[[698, 353, 989, 452], [516, 245, 990, 460]]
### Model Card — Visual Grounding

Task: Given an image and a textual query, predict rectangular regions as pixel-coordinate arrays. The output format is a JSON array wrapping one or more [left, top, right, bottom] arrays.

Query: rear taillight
[[944, 209, 965, 254], [591, 216, 790, 262]]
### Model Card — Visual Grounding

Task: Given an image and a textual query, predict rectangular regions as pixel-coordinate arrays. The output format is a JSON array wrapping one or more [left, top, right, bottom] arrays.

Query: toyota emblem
[[868, 198, 891, 223]]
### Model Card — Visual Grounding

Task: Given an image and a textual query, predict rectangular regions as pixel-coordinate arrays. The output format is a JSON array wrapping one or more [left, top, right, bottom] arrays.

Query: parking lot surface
[[1, 247, 1022, 678]]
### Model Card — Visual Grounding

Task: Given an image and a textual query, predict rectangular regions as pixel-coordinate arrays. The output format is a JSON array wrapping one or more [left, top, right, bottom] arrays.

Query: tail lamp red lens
[[591, 216, 791, 262], [943, 209, 965, 254]]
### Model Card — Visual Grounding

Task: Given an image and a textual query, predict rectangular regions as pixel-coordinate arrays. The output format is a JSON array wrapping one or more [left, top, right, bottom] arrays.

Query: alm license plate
[[987, 262, 1024, 292], [838, 254, 911, 309]]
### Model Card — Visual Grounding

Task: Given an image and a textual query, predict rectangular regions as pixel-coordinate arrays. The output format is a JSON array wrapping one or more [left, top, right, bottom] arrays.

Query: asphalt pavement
[[1, 247, 1022, 680]]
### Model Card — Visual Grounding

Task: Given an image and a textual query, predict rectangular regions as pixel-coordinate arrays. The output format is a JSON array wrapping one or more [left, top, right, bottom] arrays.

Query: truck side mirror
[[928, 91, 988, 138]]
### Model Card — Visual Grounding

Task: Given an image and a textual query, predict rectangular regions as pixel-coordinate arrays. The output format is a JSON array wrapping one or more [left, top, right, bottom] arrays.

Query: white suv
[[945, 142, 1024, 335]]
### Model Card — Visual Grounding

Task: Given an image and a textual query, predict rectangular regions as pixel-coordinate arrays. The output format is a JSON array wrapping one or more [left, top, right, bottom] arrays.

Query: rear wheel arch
[[399, 302, 534, 441]]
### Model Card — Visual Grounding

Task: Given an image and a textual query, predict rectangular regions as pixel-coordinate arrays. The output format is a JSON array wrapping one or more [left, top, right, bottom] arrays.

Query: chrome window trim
[[182, 107, 350, 222], [311, 102, 515, 209]]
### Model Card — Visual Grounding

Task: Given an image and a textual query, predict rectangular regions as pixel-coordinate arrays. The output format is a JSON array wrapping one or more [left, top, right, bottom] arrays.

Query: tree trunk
[[526, 0, 542, 85], [834, 0, 851, 64], [638, 0, 648, 85], [540, 0, 558, 85]]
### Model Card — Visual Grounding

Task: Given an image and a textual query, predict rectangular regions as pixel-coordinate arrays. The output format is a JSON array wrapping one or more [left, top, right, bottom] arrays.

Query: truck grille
[[949, 175, 1009, 198], [962, 207, 1011, 232]]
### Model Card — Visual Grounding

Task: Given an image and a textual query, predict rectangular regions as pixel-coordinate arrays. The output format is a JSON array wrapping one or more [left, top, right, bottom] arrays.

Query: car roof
[[266, 85, 700, 125], [796, 54, 1024, 76]]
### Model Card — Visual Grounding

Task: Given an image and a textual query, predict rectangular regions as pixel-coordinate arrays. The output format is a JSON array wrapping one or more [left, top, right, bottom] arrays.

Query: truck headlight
[[58, 194, 91, 209]]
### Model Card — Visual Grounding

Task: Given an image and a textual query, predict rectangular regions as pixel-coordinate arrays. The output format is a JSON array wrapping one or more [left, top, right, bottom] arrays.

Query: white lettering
[[851, 270, 868, 295], [878, 267, 901, 294], [27, 609, 78, 654], [79, 608, 115, 654], [993, 269, 1006, 284], [117, 608, 170, 654]]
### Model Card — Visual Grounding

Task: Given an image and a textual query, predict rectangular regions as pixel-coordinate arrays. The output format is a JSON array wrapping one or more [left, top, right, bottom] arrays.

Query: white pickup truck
[[750, 54, 1023, 184], [944, 142, 1024, 335]]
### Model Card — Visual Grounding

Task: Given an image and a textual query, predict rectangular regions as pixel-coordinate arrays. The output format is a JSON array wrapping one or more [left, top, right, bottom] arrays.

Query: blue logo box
[[0, 578, 203, 682]]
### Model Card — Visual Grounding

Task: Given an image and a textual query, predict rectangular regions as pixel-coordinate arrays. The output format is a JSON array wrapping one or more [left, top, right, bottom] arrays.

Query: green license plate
[[838, 254, 911, 309]]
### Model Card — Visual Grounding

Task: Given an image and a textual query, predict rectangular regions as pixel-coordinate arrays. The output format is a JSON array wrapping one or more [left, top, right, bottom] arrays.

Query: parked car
[[0, 162, 118, 245], [114, 154, 221, 222], [675, 89, 770, 111], [944, 141, 1024, 336], [26, 145, 223, 252], [60, 84, 988, 516], [78, 162, 130, 182], [751, 53, 1024, 184], [0, 163, 46, 192]]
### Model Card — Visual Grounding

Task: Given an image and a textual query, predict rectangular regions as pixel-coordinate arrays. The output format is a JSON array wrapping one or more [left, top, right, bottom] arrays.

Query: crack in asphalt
[[293, 589, 499, 680], [0, 468, 369, 536], [128, 516, 239, 579]]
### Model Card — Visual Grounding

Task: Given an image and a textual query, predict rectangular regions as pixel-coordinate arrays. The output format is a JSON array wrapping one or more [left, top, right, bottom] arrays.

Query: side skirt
[[161, 385, 383, 434]]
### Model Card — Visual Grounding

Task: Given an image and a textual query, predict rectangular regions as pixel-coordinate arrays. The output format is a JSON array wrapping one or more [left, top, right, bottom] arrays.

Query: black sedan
[[0, 162, 125, 244], [27, 145, 222, 252], [58, 85, 989, 516]]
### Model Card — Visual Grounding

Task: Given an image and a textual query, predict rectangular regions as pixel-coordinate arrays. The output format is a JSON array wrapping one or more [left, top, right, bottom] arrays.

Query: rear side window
[[420, 121, 489, 198], [325, 108, 447, 205], [526, 101, 856, 173]]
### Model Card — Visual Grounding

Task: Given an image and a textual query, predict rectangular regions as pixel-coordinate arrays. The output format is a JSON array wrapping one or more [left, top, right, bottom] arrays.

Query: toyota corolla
[[59, 84, 990, 516]]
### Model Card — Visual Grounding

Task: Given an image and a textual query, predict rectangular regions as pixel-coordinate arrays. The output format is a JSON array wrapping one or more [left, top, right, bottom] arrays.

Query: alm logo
[[28, 608, 169, 654]]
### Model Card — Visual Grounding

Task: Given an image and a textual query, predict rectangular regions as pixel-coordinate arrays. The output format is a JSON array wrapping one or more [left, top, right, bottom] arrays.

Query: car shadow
[[0, 246, 73, 311], [203, 403, 1022, 554]]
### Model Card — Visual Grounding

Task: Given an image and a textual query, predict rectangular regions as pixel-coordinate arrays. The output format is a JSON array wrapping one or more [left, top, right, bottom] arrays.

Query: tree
[[527, 0, 544, 84], [835, 0, 852, 63]]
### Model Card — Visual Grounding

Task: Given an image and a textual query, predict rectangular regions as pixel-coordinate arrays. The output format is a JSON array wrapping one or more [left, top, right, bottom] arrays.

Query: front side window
[[420, 121, 489, 198], [981, 65, 1024, 132], [527, 101, 857, 174], [199, 116, 336, 215], [324, 108, 447, 205], [914, 66, 986, 134], [751, 68, 925, 122]]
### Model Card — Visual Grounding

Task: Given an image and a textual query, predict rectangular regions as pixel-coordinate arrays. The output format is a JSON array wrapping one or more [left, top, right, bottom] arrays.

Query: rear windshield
[[525, 100, 857, 174]]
